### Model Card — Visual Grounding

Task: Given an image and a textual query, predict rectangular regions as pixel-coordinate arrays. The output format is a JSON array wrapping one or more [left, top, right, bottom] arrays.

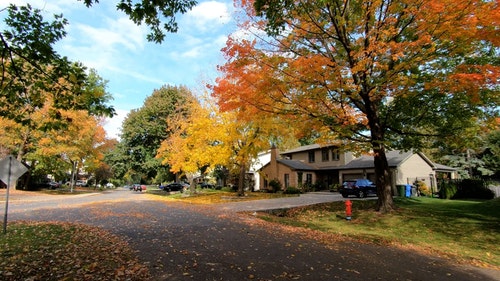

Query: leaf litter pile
[[0, 221, 149, 280]]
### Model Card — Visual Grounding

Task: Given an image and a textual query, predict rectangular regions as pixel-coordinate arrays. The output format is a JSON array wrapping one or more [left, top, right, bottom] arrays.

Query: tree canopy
[[213, 0, 500, 211], [114, 85, 194, 184], [1, 4, 115, 125]]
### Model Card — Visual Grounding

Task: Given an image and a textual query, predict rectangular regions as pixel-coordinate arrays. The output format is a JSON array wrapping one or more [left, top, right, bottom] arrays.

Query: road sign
[[0, 155, 28, 186], [1, 155, 29, 234]]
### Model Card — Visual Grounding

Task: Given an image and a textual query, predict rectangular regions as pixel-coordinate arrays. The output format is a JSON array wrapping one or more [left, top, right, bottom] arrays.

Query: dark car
[[199, 182, 214, 189], [48, 181, 61, 189], [339, 179, 377, 198], [162, 182, 187, 192]]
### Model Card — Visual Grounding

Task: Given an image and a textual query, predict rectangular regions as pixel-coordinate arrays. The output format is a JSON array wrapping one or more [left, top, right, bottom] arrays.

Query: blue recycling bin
[[405, 184, 411, 197]]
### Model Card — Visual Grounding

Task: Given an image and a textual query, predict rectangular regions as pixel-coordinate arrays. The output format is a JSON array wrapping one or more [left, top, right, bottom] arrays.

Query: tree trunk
[[237, 164, 246, 196], [364, 95, 396, 213], [373, 145, 396, 212], [187, 174, 196, 193]]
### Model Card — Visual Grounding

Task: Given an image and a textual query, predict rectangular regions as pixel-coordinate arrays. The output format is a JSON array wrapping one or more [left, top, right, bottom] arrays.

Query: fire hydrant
[[345, 200, 352, 221]]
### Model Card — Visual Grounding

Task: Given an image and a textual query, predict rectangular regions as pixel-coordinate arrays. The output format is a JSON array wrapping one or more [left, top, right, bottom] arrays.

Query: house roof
[[342, 150, 414, 169], [342, 150, 456, 171], [277, 159, 317, 171], [433, 163, 457, 172], [281, 143, 338, 155]]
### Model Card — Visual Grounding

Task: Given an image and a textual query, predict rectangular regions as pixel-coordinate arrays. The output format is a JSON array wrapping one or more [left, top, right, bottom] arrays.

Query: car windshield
[[357, 179, 373, 185], [343, 179, 373, 187]]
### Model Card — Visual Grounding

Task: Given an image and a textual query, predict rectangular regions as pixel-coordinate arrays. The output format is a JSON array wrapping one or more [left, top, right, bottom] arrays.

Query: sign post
[[0, 155, 29, 234]]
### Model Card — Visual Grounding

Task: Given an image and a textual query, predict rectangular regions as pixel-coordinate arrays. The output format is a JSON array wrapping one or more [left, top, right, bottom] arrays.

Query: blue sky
[[3, 0, 238, 139]]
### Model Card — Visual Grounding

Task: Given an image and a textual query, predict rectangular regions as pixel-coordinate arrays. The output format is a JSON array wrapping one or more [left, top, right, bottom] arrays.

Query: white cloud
[[183, 1, 232, 32], [106, 64, 166, 85], [74, 17, 145, 52], [103, 108, 129, 140]]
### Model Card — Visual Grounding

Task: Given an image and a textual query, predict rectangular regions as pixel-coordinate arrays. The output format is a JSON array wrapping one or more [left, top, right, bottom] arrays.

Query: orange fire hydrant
[[345, 200, 352, 221]]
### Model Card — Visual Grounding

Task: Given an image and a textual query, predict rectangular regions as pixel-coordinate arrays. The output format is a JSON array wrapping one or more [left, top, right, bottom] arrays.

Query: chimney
[[270, 144, 278, 180]]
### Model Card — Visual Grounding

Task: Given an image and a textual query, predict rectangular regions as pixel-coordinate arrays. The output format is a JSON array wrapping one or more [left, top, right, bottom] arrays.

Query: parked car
[[339, 179, 377, 198], [48, 181, 61, 189], [75, 180, 87, 187], [199, 182, 215, 189], [132, 184, 146, 192], [162, 182, 187, 192]]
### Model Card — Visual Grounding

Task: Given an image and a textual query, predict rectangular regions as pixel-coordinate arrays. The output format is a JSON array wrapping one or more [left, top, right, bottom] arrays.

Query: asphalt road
[[3, 189, 499, 281]]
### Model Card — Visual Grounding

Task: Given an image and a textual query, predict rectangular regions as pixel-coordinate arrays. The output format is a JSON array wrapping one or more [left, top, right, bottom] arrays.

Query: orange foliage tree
[[212, 0, 500, 212]]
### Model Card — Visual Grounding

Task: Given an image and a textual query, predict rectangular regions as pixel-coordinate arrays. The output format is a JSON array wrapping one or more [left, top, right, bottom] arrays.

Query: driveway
[[2, 189, 499, 280]]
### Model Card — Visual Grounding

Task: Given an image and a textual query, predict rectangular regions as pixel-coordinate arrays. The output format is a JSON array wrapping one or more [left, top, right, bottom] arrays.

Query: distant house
[[247, 150, 271, 191], [340, 150, 457, 193], [259, 144, 353, 190], [258, 144, 456, 193]]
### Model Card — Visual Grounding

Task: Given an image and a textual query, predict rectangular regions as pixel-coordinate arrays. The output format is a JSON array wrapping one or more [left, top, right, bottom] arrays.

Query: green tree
[[482, 128, 500, 178], [213, 0, 500, 212], [1, 5, 115, 123], [117, 85, 194, 183]]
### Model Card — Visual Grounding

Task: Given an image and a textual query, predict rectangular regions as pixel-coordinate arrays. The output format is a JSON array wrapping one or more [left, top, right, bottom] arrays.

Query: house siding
[[397, 154, 434, 185], [282, 147, 352, 168]]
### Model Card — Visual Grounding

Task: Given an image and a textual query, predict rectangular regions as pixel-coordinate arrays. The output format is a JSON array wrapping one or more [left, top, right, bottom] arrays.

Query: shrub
[[454, 179, 495, 200], [284, 186, 301, 194], [269, 179, 282, 193], [415, 181, 431, 196], [438, 180, 458, 199], [329, 183, 340, 192]]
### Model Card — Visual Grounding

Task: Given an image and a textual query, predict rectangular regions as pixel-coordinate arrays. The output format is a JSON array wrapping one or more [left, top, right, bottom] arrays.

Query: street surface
[[2, 188, 498, 280]]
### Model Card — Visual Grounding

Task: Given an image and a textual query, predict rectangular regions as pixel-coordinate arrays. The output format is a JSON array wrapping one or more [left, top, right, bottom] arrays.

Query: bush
[[438, 180, 458, 199], [284, 186, 301, 194], [454, 179, 495, 200], [269, 179, 282, 193], [329, 183, 340, 192], [415, 180, 431, 196]]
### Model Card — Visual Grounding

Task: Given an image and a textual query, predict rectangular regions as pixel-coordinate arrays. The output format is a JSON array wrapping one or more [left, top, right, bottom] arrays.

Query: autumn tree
[[213, 0, 500, 212], [157, 96, 231, 191], [30, 109, 107, 187], [158, 91, 300, 195], [0, 61, 113, 189]]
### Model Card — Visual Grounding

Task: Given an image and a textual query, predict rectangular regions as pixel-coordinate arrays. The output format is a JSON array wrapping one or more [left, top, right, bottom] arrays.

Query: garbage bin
[[405, 184, 411, 197], [411, 186, 417, 197], [397, 185, 405, 197]]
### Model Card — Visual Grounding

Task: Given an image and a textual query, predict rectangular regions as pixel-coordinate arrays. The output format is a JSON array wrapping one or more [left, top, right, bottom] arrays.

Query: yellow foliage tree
[[157, 93, 300, 195]]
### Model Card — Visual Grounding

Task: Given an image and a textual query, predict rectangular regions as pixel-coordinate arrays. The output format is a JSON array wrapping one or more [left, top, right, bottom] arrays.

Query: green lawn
[[257, 197, 500, 268]]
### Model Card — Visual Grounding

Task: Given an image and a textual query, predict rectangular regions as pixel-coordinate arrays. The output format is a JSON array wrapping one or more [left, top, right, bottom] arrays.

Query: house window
[[308, 151, 315, 163], [332, 149, 340, 161], [321, 148, 329, 162], [284, 174, 290, 188], [306, 173, 313, 185]]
